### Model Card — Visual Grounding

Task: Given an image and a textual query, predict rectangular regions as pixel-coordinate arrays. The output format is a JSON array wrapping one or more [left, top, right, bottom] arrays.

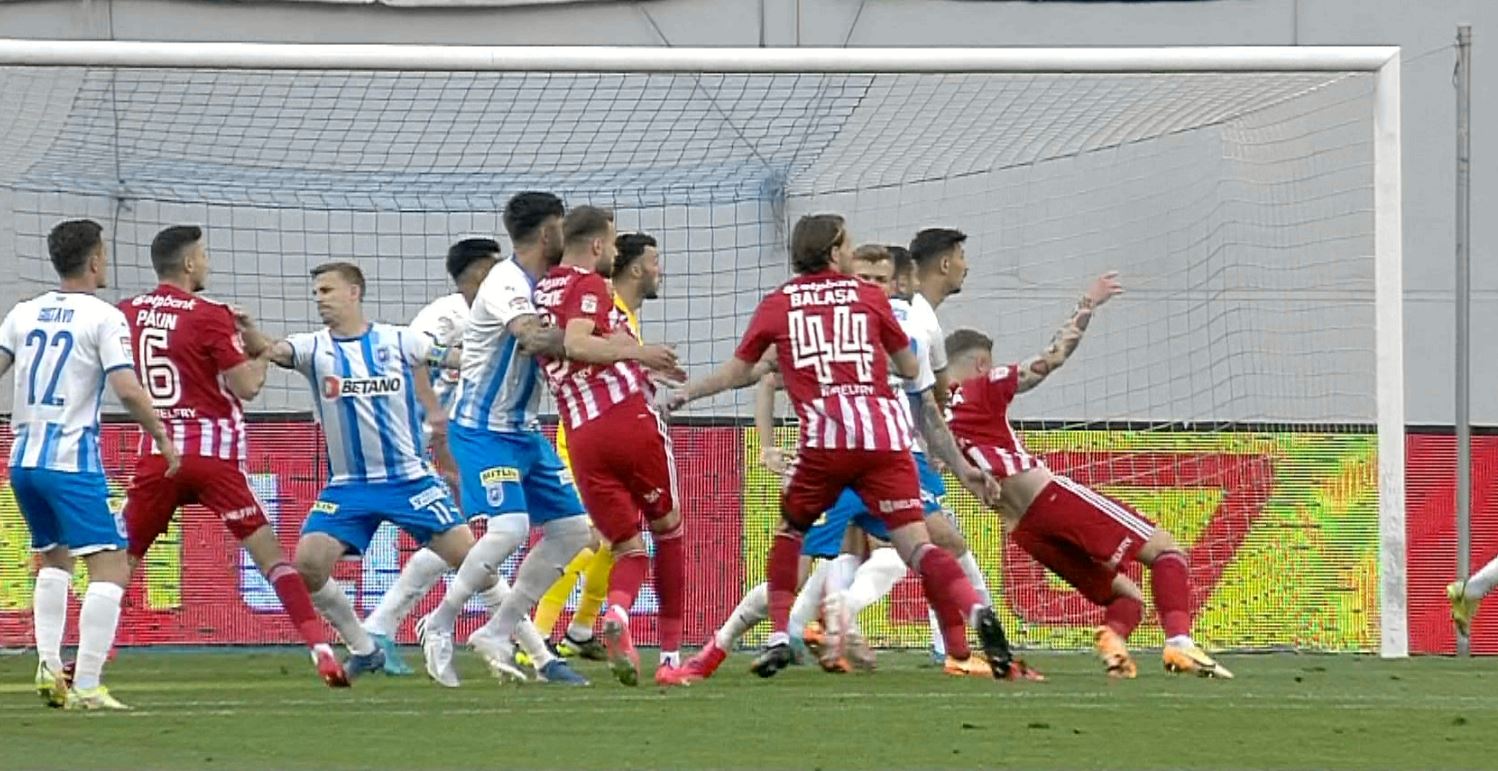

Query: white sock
[[364, 547, 448, 637], [928, 607, 946, 657], [788, 561, 833, 639], [660, 650, 680, 667], [428, 522, 525, 631], [565, 620, 595, 642], [1166, 634, 1195, 648], [32, 567, 70, 670], [827, 553, 861, 593], [1467, 554, 1498, 599], [73, 582, 124, 691], [956, 550, 992, 608], [311, 581, 375, 656], [715, 583, 768, 649], [845, 548, 906, 617]]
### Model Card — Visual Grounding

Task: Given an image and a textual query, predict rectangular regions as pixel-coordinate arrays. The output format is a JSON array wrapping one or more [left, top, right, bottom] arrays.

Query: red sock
[[267, 562, 327, 647], [767, 531, 803, 634], [912, 544, 980, 660], [607, 550, 650, 613], [1150, 551, 1192, 638], [652, 523, 685, 653], [1104, 594, 1143, 639]]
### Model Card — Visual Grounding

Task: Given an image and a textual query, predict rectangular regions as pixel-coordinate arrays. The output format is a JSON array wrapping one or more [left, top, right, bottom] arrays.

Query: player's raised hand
[[1085, 271, 1124, 308], [760, 446, 793, 476]]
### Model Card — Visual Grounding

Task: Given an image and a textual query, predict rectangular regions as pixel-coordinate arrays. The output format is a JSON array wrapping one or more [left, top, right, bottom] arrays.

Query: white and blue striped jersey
[[408, 292, 468, 417], [453, 257, 543, 433], [287, 323, 433, 486], [891, 295, 944, 452], [0, 291, 134, 473]]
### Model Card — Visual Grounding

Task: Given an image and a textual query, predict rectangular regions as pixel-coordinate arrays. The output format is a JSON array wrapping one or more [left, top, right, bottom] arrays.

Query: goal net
[[0, 43, 1405, 656]]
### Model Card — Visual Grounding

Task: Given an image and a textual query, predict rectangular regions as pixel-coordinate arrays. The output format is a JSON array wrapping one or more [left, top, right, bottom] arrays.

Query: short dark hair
[[310, 261, 366, 297], [446, 238, 501, 282], [852, 244, 890, 265], [562, 206, 615, 249], [613, 232, 657, 278], [503, 191, 565, 245], [888, 245, 914, 278], [150, 225, 203, 277], [47, 219, 103, 279], [790, 213, 847, 274], [909, 228, 967, 267], [945, 328, 994, 361]]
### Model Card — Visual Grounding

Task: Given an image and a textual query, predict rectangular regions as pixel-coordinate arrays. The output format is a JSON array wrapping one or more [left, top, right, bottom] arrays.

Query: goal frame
[[0, 39, 1407, 657]]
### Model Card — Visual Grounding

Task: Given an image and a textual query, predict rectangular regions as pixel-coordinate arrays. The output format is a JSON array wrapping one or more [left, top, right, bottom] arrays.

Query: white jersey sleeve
[[399, 324, 433, 367], [472, 264, 537, 329], [408, 293, 468, 348], [0, 305, 18, 360], [94, 306, 134, 375], [286, 332, 321, 378], [891, 297, 937, 395]]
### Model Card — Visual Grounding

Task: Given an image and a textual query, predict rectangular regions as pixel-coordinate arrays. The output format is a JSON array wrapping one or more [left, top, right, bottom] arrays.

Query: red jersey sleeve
[[865, 285, 910, 354], [202, 304, 248, 373], [558, 272, 612, 331], [734, 292, 781, 364], [985, 363, 1021, 406]]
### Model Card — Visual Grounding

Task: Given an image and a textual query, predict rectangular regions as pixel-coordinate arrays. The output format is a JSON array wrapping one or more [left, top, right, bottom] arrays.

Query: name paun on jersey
[[322, 376, 403, 399]]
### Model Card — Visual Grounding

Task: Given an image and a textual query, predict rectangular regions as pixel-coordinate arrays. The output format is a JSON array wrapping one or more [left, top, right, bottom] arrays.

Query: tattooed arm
[[1016, 271, 1123, 394], [919, 388, 1000, 506]]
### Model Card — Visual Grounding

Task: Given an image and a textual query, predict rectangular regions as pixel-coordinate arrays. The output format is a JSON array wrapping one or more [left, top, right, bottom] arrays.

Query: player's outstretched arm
[[509, 315, 567, 358], [108, 368, 181, 476], [560, 317, 679, 374], [918, 388, 1000, 506], [1015, 271, 1122, 395], [261, 340, 296, 370], [673, 356, 759, 410]]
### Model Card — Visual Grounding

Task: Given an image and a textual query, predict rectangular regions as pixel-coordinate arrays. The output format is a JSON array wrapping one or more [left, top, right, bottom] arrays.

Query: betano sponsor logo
[[322, 375, 403, 399]]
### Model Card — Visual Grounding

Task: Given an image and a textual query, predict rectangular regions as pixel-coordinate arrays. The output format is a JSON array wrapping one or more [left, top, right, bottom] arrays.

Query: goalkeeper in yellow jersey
[[526, 231, 662, 662]]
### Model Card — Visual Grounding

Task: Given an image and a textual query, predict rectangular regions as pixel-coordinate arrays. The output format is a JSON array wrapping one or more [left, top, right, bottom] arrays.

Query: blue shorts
[[302, 477, 464, 556], [11, 466, 125, 556], [449, 424, 584, 525], [801, 453, 946, 558]]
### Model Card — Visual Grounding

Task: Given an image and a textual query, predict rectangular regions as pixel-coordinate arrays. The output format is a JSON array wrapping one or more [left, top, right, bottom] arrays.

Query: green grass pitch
[[1, 649, 1494, 768]]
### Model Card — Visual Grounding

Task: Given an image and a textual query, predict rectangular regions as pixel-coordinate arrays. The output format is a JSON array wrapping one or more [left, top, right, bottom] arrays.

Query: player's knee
[[1136, 529, 1180, 564], [647, 509, 681, 535], [485, 512, 529, 545]]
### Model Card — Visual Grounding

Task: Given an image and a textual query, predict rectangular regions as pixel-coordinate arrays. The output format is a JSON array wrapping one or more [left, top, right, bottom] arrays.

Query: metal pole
[[1456, 23, 1472, 657]]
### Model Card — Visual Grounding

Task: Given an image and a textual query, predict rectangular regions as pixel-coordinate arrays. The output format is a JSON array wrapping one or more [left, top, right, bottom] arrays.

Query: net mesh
[[0, 65, 1384, 652]]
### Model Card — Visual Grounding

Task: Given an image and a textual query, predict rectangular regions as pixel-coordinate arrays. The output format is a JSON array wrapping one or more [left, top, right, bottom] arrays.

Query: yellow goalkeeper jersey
[[555, 293, 639, 468]]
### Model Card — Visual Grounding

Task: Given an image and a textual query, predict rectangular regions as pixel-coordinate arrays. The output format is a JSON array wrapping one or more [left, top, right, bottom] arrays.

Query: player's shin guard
[[767, 530, 804, 635], [311, 581, 376, 655], [268, 561, 328, 646], [1150, 551, 1192, 640], [534, 547, 593, 637], [606, 549, 650, 614], [910, 544, 981, 660], [73, 582, 124, 691], [32, 567, 70, 670], [569, 544, 613, 639], [653, 522, 686, 661], [1104, 594, 1144, 639], [717, 582, 769, 649], [365, 547, 447, 637]]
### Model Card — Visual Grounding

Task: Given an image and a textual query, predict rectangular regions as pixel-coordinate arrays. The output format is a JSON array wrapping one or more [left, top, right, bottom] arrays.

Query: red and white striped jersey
[[120, 285, 248, 462], [946, 363, 1043, 479], [534, 264, 652, 431], [735, 269, 914, 452]]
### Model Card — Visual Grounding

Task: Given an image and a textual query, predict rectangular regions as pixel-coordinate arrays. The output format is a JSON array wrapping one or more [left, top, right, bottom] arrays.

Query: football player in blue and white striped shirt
[[0, 219, 180, 710], [262, 261, 477, 680]]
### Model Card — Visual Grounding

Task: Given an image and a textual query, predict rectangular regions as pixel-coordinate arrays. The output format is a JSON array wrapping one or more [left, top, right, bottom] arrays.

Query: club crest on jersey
[[376, 346, 393, 365], [322, 375, 403, 399], [580, 294, 599, 314]]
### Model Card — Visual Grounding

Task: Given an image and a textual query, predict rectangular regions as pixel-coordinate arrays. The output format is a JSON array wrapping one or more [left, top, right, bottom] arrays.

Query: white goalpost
[[0, 41, 1404, 657]]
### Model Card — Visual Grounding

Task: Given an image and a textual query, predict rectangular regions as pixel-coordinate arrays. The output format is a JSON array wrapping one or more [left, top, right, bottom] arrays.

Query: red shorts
[[124, 454, 269, 558], [782, 448, 923, 532], [1009, 476, 1156, 604], [567, 408, 678, 545]]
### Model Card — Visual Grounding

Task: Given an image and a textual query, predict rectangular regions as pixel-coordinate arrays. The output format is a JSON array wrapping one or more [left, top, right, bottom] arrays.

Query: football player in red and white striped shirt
[[532, 206, 689, 687], [119, 225, 346, 687], [670, 213, 1014, 679], [943, 271, 1231, 680]]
